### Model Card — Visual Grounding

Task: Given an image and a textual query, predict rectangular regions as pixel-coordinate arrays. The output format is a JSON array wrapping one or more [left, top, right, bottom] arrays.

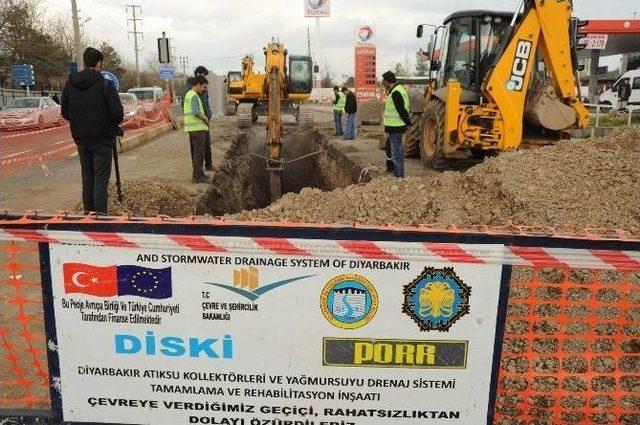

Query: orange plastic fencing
[[495, 266, 640, 425], [0, 241, 50, 410]]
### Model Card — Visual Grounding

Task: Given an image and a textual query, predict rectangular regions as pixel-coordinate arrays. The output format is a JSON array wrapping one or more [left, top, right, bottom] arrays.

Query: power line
[[126, 4, 143, 86]]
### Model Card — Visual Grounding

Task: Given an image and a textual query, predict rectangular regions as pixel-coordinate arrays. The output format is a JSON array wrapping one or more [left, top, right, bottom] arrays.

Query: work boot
[[386, 159, 395, 173], [192, 175, 210, 183]]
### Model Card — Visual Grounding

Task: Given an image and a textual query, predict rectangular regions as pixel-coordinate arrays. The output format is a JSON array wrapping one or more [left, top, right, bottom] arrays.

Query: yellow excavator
[[226, 40, 314, 129], [226, 38, 315, 200], [408, 0, 589, 167]]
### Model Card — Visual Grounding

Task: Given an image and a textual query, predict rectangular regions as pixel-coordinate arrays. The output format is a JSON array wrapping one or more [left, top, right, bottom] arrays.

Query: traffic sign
[[11, 64, 35, 87], [100, 71, 120, 92], [158, 63, 175, 80], [68, 62, 79, 75]]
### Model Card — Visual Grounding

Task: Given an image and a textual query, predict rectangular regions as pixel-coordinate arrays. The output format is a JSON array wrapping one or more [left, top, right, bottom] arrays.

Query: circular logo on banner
[[402, 267, 471, 332], [100, 70, 120, 92], [358, 26, 374, 42], [307, 0, 326, 10], [320, 274, 378, 329]]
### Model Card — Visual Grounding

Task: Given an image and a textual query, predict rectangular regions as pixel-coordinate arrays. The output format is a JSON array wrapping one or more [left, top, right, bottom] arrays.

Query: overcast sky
[[41, 0, 640, 80]]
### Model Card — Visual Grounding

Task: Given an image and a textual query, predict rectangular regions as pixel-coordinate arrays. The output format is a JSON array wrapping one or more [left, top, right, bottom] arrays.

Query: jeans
[[333, 111, 343, 135], [345, 113, 356, 139], [388, 132, 404, 178], [189, 130, 207, 179], [204, 129, 212, 168], [77, 143, 113, 213]]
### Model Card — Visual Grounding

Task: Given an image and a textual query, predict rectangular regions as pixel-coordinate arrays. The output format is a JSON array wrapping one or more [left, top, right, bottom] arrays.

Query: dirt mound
[[106, 179, 199, 217], [358, 100, 383, 125], [232, 128, 640, 231]]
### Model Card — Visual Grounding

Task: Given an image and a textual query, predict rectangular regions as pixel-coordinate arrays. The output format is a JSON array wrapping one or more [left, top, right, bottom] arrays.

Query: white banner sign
[[304, 0, 331, 17], [47, 238, 505, 424]]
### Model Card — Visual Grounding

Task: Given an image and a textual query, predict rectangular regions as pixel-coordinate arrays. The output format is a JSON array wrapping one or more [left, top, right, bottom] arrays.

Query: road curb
[[117, 120, 181, 154]]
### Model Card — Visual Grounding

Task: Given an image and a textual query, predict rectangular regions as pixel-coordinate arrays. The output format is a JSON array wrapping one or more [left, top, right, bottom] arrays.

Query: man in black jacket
[[62, 47, 124, 214], [342, 87, 357, 140]]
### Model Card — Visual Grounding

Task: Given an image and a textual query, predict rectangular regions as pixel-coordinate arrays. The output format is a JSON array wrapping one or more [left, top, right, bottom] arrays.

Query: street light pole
[[70, 0, 83, 66]]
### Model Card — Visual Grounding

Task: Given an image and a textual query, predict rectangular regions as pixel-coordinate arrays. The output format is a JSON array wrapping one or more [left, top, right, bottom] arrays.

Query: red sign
[[355, 46, 377, 101]]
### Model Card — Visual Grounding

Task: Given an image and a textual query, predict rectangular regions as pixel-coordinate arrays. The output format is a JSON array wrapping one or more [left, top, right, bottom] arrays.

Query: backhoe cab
[[415, 0, 589, 167]]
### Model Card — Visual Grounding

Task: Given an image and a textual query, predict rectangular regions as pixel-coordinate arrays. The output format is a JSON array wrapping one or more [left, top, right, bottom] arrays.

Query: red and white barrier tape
[[0, 229, 638, 270]]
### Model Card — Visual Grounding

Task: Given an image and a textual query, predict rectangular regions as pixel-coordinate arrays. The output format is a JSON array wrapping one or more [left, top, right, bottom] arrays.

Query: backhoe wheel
[[420, 99, 446, 168], [403, 112, 422, 158]]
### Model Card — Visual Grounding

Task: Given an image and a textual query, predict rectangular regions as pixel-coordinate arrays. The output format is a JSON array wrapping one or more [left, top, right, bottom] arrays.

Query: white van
[[598, 70, 640, 108]]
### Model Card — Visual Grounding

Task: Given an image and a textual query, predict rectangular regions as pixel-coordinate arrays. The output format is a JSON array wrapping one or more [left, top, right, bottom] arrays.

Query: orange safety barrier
[[0, 241, 50, 410], [494, 266, 640, 424], [0, 214, 638, 424]]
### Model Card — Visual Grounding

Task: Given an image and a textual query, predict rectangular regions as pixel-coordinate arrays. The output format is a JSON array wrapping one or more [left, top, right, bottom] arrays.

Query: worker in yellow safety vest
[[183, 75, 210, 183], [381, 71, 411, 178], [332, 86, 346, 136]]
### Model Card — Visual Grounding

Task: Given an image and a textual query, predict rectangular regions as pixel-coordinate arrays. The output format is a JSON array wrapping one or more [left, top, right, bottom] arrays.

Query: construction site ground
[[2, 104, 638, 236]]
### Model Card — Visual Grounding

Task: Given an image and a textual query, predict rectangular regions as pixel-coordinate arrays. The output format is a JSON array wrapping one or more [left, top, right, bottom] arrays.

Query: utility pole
[[307, 27, 311, 57], [70, 0, 83, 65], [179, 56, 189, 81], [126, 4, 143, 86]]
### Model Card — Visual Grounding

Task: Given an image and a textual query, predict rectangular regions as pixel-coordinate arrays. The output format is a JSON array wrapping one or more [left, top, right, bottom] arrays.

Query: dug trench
[[196, 127, 370, 216]]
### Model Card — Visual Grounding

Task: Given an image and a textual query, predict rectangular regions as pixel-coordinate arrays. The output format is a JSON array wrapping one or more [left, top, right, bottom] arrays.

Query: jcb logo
[[507, 40, 532, 91]]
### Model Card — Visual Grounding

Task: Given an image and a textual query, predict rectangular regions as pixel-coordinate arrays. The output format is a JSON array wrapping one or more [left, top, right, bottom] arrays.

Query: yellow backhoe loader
[[408, 0, 589, 167]]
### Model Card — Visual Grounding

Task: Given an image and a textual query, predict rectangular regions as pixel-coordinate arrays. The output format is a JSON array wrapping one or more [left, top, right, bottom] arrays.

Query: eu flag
[[117, 265, 172, 299]]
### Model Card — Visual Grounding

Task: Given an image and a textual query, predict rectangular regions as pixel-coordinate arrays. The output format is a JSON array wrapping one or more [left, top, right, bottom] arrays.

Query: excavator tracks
[[237, 103, 253, 129]]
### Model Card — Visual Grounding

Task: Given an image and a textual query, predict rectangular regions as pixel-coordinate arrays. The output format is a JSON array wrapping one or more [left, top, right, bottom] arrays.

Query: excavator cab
[[287, 55, 313, 94], [227, 71, 243, 95], [431, 11, 513, 103]]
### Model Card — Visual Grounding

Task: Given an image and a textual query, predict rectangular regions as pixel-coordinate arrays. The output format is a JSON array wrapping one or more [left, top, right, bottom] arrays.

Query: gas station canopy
[[579, 19, 640, 57]]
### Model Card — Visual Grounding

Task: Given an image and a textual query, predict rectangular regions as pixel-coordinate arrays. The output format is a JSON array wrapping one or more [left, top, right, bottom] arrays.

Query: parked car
[[119, 92, 143, 128], [0, 96, 63, 131], [599, 69, 640, 109], [127, 87, 165, 120]]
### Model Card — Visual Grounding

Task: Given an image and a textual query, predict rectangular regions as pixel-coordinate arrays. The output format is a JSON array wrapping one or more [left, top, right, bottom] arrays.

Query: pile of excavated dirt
[[232, 127, 640, 232], [358, 100, 383, 125], [106, 179, 199, 217]]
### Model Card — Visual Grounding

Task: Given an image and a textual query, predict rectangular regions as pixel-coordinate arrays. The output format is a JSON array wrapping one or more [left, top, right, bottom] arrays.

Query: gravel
[[232, 128, 640, 232]]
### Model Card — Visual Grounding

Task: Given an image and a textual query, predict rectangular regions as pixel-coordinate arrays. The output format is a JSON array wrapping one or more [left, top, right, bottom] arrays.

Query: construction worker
[[342, 87, 357, 140], [184, 66, 213, 170], [332, 86, 346, 136], [381, 71, 411, 178], [183, 75, 210, 183]]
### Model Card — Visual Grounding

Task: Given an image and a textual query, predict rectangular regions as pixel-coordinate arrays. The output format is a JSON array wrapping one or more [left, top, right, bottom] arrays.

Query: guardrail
[[583, 103, 640, 127]]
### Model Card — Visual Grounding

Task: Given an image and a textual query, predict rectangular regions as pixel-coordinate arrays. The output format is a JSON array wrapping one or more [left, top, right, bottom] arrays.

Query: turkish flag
[[63, 263, 118, 297]]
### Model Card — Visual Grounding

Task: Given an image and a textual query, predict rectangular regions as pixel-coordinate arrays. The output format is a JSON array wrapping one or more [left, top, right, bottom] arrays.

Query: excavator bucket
[[524, 76, 578, 131]]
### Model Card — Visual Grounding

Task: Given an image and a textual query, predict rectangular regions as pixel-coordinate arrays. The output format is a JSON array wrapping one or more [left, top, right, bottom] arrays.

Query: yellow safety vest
[[384, 84, 410, 127], [183, 89, 209, 132], [333, 92, 346, 111]]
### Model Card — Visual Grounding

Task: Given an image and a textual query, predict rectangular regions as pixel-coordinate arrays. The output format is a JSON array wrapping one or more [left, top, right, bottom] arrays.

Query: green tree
[[393, 62, 408, 77], [415, 50, 429, 76]]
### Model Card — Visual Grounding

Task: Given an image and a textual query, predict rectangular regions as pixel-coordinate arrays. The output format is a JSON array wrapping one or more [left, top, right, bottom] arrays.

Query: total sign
[[356, 25, 375, 47], [304, 0, 331, 17]]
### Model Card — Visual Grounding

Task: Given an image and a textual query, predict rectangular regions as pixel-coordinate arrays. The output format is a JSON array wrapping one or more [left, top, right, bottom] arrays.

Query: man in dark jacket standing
[[618, 78, 631, 110], [61, 47, 124, 214], [342, 87, 357, 140], [381, 71, 411, 178], [183, 66, 213, 170]]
